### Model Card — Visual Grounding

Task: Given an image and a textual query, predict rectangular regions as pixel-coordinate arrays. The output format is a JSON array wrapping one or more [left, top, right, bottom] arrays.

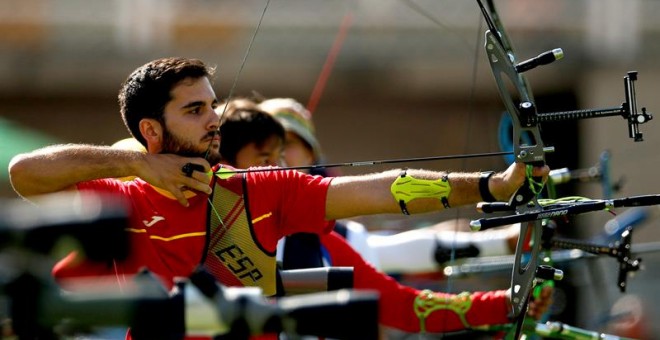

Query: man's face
[[160, 77, 221, 164]]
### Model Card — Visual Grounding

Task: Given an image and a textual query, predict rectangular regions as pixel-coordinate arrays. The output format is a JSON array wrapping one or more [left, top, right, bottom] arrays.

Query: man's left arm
[[325, 163, 546, 220]]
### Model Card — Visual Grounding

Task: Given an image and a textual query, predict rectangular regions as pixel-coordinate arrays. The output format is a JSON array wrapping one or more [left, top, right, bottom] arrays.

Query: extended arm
[[320, 232, 510, 332], [325, 162, 546, 220], [367, 223, 519, 274], [9, 144, 212, 205]]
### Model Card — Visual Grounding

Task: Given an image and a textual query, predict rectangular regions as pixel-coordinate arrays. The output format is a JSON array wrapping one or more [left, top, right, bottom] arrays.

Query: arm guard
[[390, 170, 451, 215]]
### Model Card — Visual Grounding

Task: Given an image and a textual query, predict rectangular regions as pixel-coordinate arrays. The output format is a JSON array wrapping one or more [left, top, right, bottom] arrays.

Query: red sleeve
[[244, 167, 335, 235], [76, 177, 130, 194], [320, 232, 510, 333]]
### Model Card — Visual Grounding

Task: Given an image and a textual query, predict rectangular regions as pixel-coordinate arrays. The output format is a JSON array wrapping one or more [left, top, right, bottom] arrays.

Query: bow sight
[[533, 71, 652, 142]]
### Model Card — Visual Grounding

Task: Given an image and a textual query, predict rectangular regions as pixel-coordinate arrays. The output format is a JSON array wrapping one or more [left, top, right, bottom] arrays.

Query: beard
[[161, 127, 222, 165]]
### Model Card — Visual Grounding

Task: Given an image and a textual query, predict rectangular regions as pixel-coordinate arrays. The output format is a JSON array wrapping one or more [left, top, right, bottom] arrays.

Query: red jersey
[[53, 166, 334, 291], [320, 231, 511, 333]]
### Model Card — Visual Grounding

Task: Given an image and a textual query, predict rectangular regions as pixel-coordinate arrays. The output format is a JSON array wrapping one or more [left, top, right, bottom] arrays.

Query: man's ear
[[139, 118, 163, 151]]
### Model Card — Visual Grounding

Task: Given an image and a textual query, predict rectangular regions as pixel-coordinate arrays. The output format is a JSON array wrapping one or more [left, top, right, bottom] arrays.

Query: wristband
[[479, 171, 497, 202]]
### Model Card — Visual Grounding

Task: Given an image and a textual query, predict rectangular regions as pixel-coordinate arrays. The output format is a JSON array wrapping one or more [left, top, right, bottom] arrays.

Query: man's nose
[[208, 109, 220, 131]]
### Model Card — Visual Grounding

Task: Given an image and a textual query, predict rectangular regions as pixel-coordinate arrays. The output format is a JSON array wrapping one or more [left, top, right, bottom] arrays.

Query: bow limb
[[477, 1, 549, 337]]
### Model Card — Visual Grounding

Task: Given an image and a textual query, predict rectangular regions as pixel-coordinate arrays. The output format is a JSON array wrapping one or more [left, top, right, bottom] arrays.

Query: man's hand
[[527, 285, 553, 320], [503, 284, 553, 320], [139, 154, 212, 206], [491, 163, 550, 202]]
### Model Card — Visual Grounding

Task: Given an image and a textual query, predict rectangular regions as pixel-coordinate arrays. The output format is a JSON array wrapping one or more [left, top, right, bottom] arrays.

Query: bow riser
[[484, 31, 546, 166]]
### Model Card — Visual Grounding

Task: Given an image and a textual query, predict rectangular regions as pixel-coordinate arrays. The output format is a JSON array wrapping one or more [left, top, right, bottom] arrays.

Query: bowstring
[[444, 10, 484, 338], [398, 1, 486, 336], [215, 0, 272, 132], [207, 0, 272, 231], [306, 11, 354, 115]]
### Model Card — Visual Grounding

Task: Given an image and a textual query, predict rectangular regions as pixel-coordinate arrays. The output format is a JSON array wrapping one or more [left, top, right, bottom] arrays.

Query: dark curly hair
[[118, 57, 216, 147]]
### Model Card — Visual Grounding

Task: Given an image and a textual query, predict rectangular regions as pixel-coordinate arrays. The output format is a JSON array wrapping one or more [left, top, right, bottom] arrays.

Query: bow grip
[[509, 161, 545, 207]]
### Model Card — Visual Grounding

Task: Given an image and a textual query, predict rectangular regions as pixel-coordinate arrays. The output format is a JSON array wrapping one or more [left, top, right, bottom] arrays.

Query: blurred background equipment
[[0, 193, 379, 339]]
